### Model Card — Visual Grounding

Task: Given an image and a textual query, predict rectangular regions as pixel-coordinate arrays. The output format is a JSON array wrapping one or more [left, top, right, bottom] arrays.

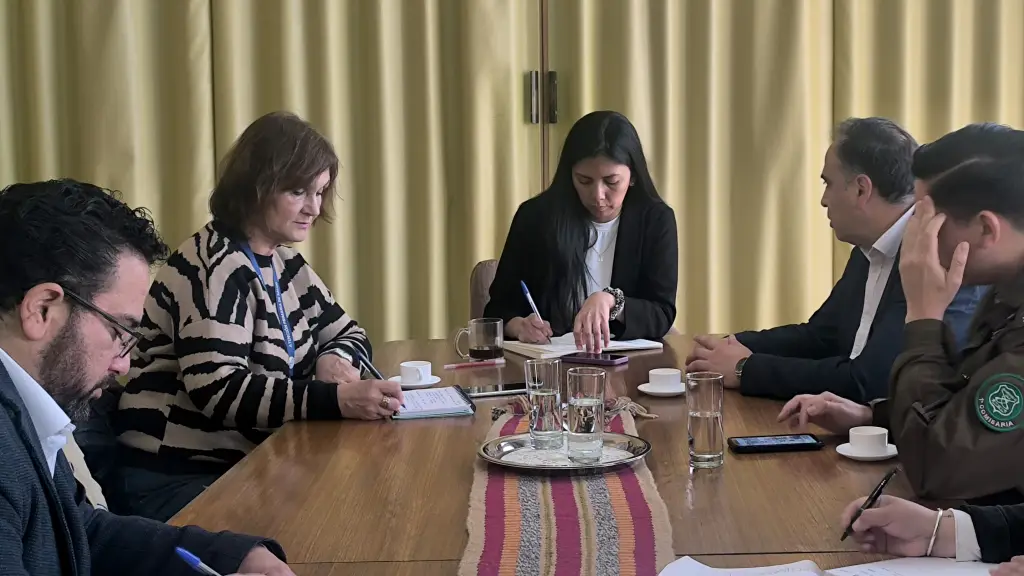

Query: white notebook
[[659, 557, 996, 576], [502, 333, 663, 359], [391, 386, 476, 420]]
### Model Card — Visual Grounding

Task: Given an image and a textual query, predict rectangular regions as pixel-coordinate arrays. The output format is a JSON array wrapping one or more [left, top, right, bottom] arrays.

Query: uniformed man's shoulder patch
[[976, 373, 1024, 432]]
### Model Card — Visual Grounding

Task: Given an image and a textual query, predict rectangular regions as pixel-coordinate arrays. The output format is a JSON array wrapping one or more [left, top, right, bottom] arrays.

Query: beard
[[39, 316, 117, 424]]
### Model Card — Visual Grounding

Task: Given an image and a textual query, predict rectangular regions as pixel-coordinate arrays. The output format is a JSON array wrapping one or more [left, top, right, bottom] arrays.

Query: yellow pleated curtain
[[1, 0, 1023, 343]]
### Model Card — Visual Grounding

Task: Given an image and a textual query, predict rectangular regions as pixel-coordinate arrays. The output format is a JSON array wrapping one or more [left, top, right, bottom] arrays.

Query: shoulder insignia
[[976, 373, 1024, 432]]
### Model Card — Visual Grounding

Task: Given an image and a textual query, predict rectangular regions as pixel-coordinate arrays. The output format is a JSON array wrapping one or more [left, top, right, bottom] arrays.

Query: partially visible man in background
[[0, 179, 294, 575], [686, 117, 984, 403]]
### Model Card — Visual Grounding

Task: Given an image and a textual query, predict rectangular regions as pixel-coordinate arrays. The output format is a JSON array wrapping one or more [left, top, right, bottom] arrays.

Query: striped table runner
[[459, 410, 674, 576]]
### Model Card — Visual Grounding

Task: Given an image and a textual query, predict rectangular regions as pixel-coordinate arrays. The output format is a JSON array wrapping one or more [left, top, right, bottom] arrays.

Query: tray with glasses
[[477, 432, 651, 473]]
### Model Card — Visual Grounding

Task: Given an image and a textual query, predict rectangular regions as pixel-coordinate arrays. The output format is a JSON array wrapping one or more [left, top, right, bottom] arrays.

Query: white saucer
[[836, 443, 898, 462], [388, 375, 441, 389], [638, 383, 685, 397]]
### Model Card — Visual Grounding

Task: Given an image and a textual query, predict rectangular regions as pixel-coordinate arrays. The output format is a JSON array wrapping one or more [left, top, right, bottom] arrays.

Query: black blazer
[[962, 503, 1024, 563], [0, 361, 285, 576], [734, 249, 982, 403], [484, 192, 678, 340]]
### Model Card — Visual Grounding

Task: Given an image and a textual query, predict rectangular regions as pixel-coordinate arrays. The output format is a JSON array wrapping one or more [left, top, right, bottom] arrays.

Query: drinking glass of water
[[524, 359, 563, 450], [687, 371, 724, 468], [566, 366, 606, 464]]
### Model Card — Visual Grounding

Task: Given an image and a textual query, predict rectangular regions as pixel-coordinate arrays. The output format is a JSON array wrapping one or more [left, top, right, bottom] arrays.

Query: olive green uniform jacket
[[873, 282, 1024, 502]]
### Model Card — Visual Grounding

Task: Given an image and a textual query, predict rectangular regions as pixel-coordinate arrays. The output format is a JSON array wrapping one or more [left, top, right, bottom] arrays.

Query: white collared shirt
[[585, 216, 620, 298], [0, 346, 74, 477], [849, 207, 915, 359]]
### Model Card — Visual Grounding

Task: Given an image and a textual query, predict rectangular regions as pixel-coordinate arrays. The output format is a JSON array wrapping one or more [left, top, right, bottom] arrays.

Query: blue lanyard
[[240, 244, 295, 376]]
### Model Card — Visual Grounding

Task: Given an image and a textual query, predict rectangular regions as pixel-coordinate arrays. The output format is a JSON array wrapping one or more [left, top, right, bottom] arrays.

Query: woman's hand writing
[[507, 314, 552, 343], [337, 379, 405, 419]]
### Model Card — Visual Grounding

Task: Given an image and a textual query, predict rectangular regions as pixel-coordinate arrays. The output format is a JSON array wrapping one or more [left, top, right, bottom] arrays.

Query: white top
[[849, 207, 914, 359], [585, 216, 620, 298], [0, 346, 74, 477]]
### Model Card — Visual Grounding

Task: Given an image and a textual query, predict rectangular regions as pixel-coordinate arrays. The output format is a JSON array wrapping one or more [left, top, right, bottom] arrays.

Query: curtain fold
[[2, 0, 1023, 341]]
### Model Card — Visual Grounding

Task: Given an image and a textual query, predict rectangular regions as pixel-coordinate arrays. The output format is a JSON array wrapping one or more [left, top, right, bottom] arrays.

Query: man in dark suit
[[0, 180, 294, 575], [685, 117, 984, 403]]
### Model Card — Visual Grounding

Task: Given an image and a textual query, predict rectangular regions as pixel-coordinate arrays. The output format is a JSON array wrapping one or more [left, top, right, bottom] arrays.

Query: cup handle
[[454, 328, 470, 359]]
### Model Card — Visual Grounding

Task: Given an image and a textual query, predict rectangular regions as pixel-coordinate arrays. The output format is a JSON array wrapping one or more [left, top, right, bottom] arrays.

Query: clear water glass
[[566, 366, 606, 463], [524, 359, 563, 450], [687, 371, 725, 468]]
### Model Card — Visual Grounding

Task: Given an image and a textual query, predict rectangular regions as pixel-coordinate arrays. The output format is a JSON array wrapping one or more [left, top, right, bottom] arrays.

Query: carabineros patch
[[976, 373, 1024, 432]]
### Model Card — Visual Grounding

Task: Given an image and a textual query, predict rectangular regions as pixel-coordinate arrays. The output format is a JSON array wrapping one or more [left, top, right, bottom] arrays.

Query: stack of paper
[[658, 557, 997, 576], [502, 333, 664, 359]]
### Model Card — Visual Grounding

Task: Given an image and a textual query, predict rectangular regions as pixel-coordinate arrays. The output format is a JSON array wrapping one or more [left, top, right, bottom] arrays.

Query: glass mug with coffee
[[454, 318, 504, 360]]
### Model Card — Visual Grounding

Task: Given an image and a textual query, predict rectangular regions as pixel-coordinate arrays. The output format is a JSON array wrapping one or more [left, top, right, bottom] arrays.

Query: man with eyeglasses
[[0, 179, 294, 575]]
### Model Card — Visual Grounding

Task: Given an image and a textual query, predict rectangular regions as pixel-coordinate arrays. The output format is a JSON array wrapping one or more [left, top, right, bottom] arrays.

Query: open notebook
[[502, 333, 663, 360], [391, 387, 476, 420], [659, 557, 996, 576]]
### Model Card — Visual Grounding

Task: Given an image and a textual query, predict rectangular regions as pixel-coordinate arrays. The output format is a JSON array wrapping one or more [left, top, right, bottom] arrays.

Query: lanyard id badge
[[240, 244, 295, 376]]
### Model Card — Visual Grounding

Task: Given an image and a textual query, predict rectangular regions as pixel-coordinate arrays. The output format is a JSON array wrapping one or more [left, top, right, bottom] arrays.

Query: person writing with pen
[[111, 112, 404, 523], [484, 111, 679, 353], [840, 491, 1024, 575]]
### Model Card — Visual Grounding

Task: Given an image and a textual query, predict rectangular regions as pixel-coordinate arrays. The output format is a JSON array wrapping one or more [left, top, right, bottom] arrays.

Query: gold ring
[[379, 396, 391, 410]]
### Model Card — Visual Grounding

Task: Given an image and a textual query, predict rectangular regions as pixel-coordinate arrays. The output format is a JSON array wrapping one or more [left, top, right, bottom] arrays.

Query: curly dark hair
[[0, 179, 169, 312]]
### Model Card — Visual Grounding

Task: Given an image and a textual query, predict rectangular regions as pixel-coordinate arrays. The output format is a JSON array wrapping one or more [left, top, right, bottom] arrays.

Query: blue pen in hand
[[519, 281, 550, 343], [175, 547, 224, 576]]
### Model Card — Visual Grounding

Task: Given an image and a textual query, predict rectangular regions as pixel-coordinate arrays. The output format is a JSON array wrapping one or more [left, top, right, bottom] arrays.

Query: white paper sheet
[[659, 557, 825, 576], [828, 558, 997, 575], [502, 334, 663, 359]]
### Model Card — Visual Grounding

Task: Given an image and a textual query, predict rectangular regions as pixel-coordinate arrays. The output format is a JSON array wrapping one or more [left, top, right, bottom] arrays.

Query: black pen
[[841, 465, 900, 541]]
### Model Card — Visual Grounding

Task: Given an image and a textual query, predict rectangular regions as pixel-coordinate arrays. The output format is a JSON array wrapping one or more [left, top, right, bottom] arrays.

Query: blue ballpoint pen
[[175, 547, 224, 576], [520, 281, 542, 320], [519, 281, 550, 343]]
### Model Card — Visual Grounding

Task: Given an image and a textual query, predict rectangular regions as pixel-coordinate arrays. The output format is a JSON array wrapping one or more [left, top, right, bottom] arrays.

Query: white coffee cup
[[848, 426, 888, 457], [400, 361, 432, 384], [648, 368, 683, 391]]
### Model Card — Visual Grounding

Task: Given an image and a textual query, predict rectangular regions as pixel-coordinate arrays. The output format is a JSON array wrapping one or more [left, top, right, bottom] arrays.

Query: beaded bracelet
[[925, 508, 944, 557]]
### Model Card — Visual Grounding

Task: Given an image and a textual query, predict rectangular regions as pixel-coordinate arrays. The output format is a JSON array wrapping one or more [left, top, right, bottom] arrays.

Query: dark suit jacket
[[0, 362, 285, 576], [734, 249, 984, 403], [484, 191, 678, 340], [962, 503, 1024, 563]]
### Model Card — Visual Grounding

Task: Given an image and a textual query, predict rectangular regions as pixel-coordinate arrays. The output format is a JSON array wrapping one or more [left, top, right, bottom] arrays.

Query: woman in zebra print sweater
[[113, 111, 404, 521]]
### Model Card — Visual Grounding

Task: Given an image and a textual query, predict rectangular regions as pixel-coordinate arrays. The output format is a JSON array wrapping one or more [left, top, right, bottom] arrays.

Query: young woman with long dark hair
[[484, 111, 678, 352]]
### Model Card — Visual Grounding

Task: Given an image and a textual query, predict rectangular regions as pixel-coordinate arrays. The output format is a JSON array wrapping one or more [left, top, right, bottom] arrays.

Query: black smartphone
[[561, 352, 629, 366], [727, 433, 824, 454], [463, 382, 528, 398]]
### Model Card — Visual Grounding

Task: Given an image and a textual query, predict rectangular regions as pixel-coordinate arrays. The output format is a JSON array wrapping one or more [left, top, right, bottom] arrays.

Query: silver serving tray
[[478, 432, 651, 473]]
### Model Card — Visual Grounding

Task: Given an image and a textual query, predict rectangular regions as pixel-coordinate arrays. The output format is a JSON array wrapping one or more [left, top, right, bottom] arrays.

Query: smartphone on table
[[727, 433, 824, 454], [561, 352, 628, 366]]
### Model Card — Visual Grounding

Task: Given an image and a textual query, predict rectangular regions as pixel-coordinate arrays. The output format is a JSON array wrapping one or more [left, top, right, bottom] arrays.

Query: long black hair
[[540, 110, 662, 328]]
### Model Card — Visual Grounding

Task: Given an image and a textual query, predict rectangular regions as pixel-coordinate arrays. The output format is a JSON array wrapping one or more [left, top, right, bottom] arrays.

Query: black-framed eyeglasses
[[62, 287, 143, 358]]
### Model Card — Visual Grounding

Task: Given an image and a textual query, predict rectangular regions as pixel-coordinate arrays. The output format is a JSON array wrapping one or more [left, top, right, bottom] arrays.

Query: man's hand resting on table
[[777, 392, 872, 434]]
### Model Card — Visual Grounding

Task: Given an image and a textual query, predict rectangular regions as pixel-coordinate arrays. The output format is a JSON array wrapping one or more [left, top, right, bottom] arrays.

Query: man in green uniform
[[779, 125, 1024, 505]]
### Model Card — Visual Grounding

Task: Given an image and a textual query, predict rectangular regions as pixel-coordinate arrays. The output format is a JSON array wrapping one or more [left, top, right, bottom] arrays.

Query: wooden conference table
[[171, 335, 911, 574]]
